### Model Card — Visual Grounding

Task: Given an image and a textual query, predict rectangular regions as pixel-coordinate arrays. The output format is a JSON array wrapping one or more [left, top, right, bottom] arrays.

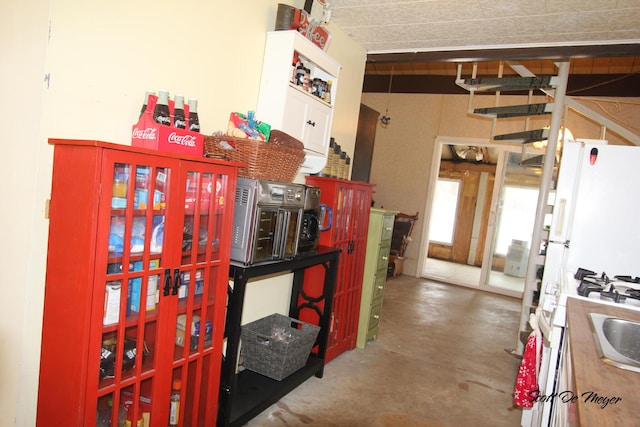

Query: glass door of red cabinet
[[89, 152, 179, 427], [343, 185, 371, 348], [168, 162, 231, 426]]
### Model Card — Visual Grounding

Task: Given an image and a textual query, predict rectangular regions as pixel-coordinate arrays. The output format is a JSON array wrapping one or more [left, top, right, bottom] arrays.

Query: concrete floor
[[246, 275, 524, 426]]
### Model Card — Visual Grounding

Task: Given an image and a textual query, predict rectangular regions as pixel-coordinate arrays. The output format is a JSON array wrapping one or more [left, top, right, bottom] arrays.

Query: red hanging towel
[[514, 331, 541, 408]]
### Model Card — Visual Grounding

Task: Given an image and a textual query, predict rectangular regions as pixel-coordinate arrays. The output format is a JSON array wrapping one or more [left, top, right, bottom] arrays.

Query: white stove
[[525, 267, 640, 427]]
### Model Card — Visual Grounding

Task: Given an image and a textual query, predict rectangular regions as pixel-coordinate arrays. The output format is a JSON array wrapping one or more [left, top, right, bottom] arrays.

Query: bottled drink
[[173, 94, 187, 129], [319, 138, 335, 177], [153, 89, 171, 126], [139, 89, 155, 119], [188, 98, 200, 133], [169, 379, 181, 426], [344, 155, 351, 180], [295, 65, 305, 86], [325, 80, 332, 104], [331, 143, 341, 178], [338, 151, 347, 179]]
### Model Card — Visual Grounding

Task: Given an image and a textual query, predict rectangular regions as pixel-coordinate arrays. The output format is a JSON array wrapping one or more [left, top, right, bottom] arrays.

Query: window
[[429, 179, 460, 244], [495, 185, 539, 255]]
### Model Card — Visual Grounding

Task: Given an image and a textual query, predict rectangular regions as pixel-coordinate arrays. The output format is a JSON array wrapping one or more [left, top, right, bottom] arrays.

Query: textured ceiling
[[329, 0, 640, 54]]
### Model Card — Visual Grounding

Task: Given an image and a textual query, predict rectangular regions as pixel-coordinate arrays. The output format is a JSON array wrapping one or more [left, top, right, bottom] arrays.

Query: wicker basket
[[240, 313, 320, 381], [204, 130, 305, 182]]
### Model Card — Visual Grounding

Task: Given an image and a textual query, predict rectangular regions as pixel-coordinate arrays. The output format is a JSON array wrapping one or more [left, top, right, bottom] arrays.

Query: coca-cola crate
[[132, 94, 204, 156]]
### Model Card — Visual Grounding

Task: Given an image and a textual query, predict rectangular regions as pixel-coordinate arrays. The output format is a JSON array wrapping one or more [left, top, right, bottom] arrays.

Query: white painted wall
[[0, 0, 366, 424]]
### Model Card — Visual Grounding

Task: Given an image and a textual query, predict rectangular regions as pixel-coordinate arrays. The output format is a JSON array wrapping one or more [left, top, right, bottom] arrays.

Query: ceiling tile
[[327, 0, 640, 53]]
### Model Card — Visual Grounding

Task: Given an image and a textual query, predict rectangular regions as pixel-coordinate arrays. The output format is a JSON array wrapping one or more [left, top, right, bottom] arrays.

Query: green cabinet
[[357, 209, 397, 348]]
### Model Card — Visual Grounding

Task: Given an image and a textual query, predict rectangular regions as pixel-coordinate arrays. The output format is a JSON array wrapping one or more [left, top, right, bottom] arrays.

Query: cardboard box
[[146, 259, 160, 312], [132, 94, 204, 157], [175, 314, 212, 350], [134, 188, 164, 210], [126, 260, 161, 314], [180, 270, 204, 298], [128, 277, 142, 315], [103, 282, 121, 325]]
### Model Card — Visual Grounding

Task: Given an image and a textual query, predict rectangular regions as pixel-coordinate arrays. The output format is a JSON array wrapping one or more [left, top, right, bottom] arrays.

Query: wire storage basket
[[240, 313, 320, 381], [204, 130, 305, 182]]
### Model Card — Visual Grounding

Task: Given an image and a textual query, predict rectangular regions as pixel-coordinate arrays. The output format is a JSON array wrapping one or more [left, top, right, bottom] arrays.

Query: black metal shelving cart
[[217, 246, 340, 427]]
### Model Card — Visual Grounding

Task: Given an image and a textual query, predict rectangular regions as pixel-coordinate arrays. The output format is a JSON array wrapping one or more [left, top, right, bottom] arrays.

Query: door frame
[[418, 136, 541, 298], [417, 136, 488, 282]]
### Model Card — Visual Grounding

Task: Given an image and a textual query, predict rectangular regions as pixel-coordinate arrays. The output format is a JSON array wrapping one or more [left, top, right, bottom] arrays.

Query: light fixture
[[532, 127, 574, 150], [380, 65, 394, 128], [458, 146, 484, 162], [452, 145, 484, 162]]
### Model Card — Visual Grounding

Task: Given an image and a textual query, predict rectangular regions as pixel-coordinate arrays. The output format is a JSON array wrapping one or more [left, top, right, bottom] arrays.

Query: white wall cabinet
[[257, 30, 341, 174]]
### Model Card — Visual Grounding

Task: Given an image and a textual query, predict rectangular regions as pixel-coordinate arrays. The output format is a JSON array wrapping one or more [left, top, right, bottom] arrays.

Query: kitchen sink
[[589, 313, 640, 373]]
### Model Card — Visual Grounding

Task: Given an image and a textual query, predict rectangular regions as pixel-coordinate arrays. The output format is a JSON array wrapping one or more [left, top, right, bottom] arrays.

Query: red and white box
[[132, 94, 204, 156]]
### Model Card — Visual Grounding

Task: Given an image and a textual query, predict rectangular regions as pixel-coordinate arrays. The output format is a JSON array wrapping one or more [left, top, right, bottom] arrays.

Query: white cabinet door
[[282, 87, 331, 155], [280, 88, 308, 143], [305, 98, 331, 155]]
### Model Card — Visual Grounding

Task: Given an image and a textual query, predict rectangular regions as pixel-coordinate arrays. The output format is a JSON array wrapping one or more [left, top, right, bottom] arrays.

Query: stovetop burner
[[575, 267, 640, 305]]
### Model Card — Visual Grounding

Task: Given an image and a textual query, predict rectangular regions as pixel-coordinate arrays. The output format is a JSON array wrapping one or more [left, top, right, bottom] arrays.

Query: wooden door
[[428, 161, 495, 266], [351, 104, 380, 182]]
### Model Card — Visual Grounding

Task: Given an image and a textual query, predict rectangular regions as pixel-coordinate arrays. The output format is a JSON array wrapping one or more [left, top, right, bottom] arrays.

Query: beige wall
[[362, 92, 638, 277], [1, 1, 366, 424]]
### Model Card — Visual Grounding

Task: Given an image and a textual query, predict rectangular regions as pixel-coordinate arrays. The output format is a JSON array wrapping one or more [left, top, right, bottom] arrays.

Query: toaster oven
[[230, 177, 305, 264]]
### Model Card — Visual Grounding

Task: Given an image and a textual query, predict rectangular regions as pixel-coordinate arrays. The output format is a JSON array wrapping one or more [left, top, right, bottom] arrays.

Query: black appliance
[[298, 186, 325, 254]]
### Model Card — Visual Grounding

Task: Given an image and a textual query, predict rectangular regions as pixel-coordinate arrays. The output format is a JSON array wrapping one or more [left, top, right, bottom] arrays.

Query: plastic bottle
[[169, 379, 181, 426], [153, 89, 171, 126], [188, 98, 200, 133], [173, 94, 187, 129]]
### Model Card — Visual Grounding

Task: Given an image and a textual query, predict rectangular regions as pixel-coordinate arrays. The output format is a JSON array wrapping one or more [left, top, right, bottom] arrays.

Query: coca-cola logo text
[[168, 132, 197, 147], [297, 11, 329, 49], [132, 127, 158, 140]]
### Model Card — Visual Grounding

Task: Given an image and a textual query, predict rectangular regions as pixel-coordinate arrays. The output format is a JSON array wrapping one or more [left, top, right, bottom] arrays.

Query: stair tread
[[459, 76, 557, 92], [473, 103, 554, 118], [494, 128, 550, 144]]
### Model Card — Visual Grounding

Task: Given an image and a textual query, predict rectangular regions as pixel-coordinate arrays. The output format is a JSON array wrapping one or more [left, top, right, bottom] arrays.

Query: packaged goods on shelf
[[100, 336, 149, 380], [121, 391, 152, 427], [128, 277, 142, 314], [146, 259, 160, 311], [103, 282, 121, 325], [177, 270, 204, 299], [175, 313, 212, 350], [226, 111, 271, 141], [108, 217, 147, 255]]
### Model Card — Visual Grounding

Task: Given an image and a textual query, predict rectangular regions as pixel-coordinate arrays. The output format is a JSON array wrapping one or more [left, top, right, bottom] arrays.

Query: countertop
[[566, 297, 640, 426]]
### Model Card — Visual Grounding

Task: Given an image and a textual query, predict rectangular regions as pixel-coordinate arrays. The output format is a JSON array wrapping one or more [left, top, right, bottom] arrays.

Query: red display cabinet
[[304, 176, 373, 362], [37, 139, 240, 426]]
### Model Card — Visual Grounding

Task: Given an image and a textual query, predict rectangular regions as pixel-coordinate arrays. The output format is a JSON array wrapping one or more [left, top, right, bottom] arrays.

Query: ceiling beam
[[362, 74, 640, 97], [367, 44, 640, 64]]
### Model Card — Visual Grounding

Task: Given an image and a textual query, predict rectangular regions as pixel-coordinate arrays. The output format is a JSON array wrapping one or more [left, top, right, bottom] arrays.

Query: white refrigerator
[[523, 139, 640, 427], [544, 139, 640, 284]]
